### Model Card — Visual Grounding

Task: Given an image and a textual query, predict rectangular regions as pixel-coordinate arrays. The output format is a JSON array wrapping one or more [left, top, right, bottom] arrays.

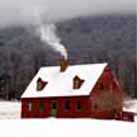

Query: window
[[37, 78, 48, 91], [100, 83, 104, 89], [73, 75, 85, 89], [97, 82, 104, 90], [39, 102, 45, 112], [28, 101, 32, 112], [77, 100, 82, 111], [64, 100, 70, 111], [51, 100, 57, 117], [94, 104, 98, 110], [52, 100, 57, 109]]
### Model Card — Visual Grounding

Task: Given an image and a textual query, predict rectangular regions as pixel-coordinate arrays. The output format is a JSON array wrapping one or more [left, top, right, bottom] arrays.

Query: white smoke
[[39, 24, 68, 60], [32, 8, 68, 60]]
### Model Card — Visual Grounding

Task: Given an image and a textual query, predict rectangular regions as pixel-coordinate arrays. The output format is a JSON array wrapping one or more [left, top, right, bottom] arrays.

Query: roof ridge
[[40, 62, 108, 69]]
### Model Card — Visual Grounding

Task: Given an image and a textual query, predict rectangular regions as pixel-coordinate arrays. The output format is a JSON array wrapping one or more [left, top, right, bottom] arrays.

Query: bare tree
[[92, 90, 124, 115]]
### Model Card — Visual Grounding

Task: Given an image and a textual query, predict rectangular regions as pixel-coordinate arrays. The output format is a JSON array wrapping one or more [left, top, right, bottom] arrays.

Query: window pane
[[39, 103, 45, 112], [77, 100, 82, 110], [28, 101, 32, 112], [52, 101, 57, 109], [64, 100, 70, 111]]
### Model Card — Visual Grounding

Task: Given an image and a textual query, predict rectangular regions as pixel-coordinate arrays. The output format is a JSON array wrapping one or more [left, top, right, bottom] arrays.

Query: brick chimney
[[58, 59, 69, 72]]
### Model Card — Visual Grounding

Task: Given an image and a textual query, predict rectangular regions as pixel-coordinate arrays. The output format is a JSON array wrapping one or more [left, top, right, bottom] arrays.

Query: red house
[[21, 60, 125, 119]]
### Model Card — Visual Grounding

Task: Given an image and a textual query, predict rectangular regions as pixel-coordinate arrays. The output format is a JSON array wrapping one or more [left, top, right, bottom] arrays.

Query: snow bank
[[0, 101, 20, 119], [0, 118, 136, 137], [123, 99, 137, 123], [124, 100, 137, 114]]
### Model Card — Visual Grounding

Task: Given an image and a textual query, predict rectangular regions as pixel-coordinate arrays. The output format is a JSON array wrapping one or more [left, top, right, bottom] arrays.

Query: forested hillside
[[0, 15, 136, 100]]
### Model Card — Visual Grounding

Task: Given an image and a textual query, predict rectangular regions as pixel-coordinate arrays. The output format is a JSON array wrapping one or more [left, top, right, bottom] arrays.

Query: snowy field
[[0, 118, 137, 137], [0, 101, 21, 119], [123, 99, 137, 113], [0, 100, 136, 137]]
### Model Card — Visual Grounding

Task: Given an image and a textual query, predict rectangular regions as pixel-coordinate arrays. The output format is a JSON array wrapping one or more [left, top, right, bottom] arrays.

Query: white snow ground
[[124, 100, 137, 113], [0, 101, 20, 119], [0, 118, 137, 137], [0, 100, 136, 137]]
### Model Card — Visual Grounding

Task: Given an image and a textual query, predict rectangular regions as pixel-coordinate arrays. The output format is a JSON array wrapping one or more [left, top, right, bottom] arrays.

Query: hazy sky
[[0, 0, 136, 26]]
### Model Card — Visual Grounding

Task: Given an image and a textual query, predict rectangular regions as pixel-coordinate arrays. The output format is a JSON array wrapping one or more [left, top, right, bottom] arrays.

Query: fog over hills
[[0, 0, 135, 27]]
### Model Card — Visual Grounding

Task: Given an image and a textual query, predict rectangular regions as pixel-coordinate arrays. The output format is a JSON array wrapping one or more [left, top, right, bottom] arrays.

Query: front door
[[51, 100, 57, 117]]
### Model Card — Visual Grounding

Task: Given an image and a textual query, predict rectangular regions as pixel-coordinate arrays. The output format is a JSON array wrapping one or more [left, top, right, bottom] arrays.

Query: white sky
[[0, 0, 136, 26]]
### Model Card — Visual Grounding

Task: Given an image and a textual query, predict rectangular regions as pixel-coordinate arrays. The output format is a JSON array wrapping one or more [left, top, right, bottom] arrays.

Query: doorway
[[51, 100, 57, 117]]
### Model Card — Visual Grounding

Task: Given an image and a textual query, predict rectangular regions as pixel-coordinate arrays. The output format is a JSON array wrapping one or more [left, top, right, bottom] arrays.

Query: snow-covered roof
[[21, 63, 107, 98]]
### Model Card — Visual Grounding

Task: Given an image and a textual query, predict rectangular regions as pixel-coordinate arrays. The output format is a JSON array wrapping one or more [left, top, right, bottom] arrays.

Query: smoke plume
[[32, 8, 68, 59], [39, 24, 68, 59]]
